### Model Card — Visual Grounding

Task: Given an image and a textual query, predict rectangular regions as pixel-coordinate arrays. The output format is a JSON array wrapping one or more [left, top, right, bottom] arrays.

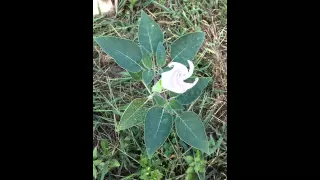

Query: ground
[[93, 0, 227, 179]]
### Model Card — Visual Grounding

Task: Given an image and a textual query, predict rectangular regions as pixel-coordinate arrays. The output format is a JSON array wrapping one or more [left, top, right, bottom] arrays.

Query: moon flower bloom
[[161, 60, 199, 94], [93, 0, 114, 16]]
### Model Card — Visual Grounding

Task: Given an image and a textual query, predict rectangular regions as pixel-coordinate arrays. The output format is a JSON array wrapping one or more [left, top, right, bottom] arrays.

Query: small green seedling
[[93, 141, 120, 180], [184, 150, 207, 180]]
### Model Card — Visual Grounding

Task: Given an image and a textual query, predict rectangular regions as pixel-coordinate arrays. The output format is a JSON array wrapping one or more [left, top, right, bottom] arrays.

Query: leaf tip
[[141, 10, 147, 16], [146, 149, 154, 159]]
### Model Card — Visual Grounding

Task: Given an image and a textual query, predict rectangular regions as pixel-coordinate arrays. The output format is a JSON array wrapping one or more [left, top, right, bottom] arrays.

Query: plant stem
[[142, 81, 152, 94]]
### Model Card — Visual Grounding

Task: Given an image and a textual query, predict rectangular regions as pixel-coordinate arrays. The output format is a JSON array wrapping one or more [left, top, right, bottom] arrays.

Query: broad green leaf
[[138, 11, 164, 56], [168, 90, 179, 98], [175, 112, 209, 154], [153, 94, 166, 106], [142, 70, 155, 85], [161, 66, 171, 73], [176, 77, 211, 105], [170, 32, 205, 66], [169, 99, 184, 111], [93, 147, 98, 159], [145, 107, 173, 158], [141, 53, 154, 69], [164, 103, 174, 114], [156, 42, 166, 67], [118, 104, 130, 111], [164, 99, 184, 114], [118, 98, 149, 131], [129, 71, 142, 81], [152, 80, 162, 93], [94, 36, 143, 72]]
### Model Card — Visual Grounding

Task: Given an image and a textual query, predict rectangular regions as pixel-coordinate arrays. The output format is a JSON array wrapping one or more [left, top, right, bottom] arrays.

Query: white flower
[[161, 60, 199, 94], [93, 0, 114, 16]]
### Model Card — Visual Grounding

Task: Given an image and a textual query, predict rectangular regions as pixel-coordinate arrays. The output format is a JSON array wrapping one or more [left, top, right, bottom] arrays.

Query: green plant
[[184, 150, 207, 180], [139, 155, 164, 180], [94, 10, 212, 159], [93, 141, 120, 180], [129, 0, 138, 11]]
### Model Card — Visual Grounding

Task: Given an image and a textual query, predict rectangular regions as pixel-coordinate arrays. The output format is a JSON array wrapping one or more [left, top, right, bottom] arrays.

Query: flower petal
[[168, 62, 188, 75], [93, 0, 114, 16], [183, 60, 194, 80], [161, 61, 199, 94]]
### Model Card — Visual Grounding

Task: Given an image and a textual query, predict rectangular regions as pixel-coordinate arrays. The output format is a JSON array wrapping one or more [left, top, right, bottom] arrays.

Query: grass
[[93, 0, 227, 179]]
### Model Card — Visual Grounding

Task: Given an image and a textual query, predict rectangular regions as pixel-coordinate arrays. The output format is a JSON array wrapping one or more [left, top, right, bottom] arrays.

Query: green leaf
[[94, 36, 143, 72], [141, 53, 154, 69], [93, 159, 102, 166], [170, 32, 205, 66], [129, 71, 142, 81], [108, 159, 120, 168], [161, 66, 171, 73], [93, 147, 98, 159], [175, 112, 209, 154], [150, 169, 163, 179], [139, 156, 149, 167], [100, 141, 107, 151], [97, 162, 105, 170], [168, 99, 184, 111], [142, 70, 155, 85], [156, 42, 166, 67], [100, 141, 109, 156], [176, 78, 211, 105], [196, 149, 201, 158], [118, 98, 149, 131], [138, 11, 164, 56], [197, 171, 206, 180], [164, 99, 184, 114], [139, 174, 148, 180], [129, 0, 138, 10], [210, 135, 224, 154], [152, 80, 162, 93], [99, 162, 109, 180], [184, 155, 194, 164], [194, 163, 201, 172], [145, 107, 173, 158], [93, 165, 97, 179], [186, 166, 194, 174], [185, 173, 196, 180], [168, 91, 179, 98], [153, 94, 166, 106], [164, 103, 174, 114]]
